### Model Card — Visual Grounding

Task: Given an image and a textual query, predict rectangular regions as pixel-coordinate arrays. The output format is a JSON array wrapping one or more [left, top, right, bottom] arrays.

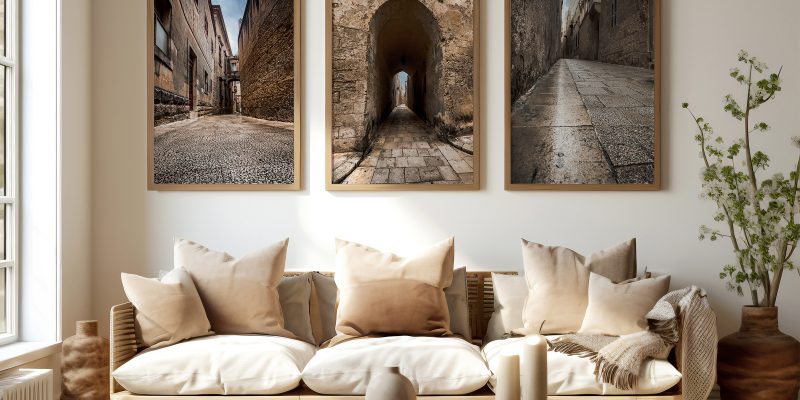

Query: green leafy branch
[[684, 50, 797, 307]]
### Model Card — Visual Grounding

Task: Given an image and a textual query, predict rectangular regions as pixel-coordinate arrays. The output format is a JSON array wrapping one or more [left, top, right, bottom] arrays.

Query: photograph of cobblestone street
[[509, 0, 657, 187], [329, 0, 477, 188], [150, 0, 297, 188]]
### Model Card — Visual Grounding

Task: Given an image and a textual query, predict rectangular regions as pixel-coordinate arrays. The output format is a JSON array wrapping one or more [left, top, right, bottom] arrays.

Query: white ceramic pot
[[365, 366, 416, 400]]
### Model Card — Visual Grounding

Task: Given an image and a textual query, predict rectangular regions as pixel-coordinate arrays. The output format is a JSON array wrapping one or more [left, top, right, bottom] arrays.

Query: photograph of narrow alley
[[330, 0, 477, 187], [509, 0, 657, 186], [151, 0, 297, 187]]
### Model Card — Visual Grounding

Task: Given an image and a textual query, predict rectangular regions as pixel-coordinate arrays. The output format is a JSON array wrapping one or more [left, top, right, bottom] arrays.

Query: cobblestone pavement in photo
[[510, 59, 655, 185], [154, 114, 294, 184], [342, 105, 474, 184]]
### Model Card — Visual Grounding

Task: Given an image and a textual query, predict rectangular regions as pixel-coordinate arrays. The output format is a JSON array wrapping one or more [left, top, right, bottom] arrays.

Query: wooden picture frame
[[326, 0, 481, 191], [505, 0, 661, 191], [147, 0, 302, 191]]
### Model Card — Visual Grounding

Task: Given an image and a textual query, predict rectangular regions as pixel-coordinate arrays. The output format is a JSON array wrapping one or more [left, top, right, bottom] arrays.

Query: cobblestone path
[[154, 114, 294, 184], [342, 105, 474, 184], [510, 59, 655, 184]]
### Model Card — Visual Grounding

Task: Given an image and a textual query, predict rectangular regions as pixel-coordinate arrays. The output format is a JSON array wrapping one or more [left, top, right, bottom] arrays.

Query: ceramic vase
[[61, 320, 110, 400], [717, 307, 800, 400], [365, 366, 416, 400]]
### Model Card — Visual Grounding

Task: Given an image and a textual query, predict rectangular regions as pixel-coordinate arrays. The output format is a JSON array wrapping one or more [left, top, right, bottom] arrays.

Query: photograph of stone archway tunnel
[[329, 0, 478, 188], [150, 0, 298, 188], [509, 0, 658, 188]]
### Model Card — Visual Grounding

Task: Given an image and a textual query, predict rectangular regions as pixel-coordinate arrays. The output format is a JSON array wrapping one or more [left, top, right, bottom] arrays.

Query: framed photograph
[[148, 0, 301, 190], [505, 0, 660, 190], [326, 0, 480, 190]]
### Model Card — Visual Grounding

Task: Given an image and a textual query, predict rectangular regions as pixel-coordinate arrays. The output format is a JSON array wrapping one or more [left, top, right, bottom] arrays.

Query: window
[[0, 0, 16, 343], [611, 0, 618, 27], [154, 0, 172, 56], [204, 17, 208, 36], [204, 70, 208, 93]]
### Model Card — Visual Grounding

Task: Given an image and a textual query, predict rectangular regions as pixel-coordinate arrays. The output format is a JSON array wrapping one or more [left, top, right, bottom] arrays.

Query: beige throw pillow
[[333, 238, 455, 340], [446, 267, 471, 341], [579, 272, 671, 336], [174, 238, 293, 337], [121, 268, 213, 350], [520, 239, 637, 334], [278, 273, 316, 344]]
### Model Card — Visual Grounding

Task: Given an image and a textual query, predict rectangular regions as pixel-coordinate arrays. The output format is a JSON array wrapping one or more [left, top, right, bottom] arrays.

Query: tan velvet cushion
[[310, 267, 470, 344], [174, 238, 293, 337], [121, 268, 213, 350], [579, 272, 671, 336], [310, 272, 338, 345], [278, 273, 316, 344], [520, 239, 637, 334], [333, 238, 455, 340]]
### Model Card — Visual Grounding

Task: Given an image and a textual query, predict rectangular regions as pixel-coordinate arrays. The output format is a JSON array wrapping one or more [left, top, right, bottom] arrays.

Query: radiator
[[0, 369, 53, 400]]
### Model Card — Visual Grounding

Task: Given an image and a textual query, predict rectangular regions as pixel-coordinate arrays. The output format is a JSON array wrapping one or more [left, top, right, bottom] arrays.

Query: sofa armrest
[[109, 302, 139, 395]]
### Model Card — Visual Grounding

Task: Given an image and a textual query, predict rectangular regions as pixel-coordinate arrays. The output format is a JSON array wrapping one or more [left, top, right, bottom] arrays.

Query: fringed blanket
[[549, 286, 716, 400]]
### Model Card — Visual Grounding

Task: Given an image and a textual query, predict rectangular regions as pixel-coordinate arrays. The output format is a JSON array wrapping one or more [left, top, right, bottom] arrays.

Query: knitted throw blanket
[[549, 286, 716, 400]]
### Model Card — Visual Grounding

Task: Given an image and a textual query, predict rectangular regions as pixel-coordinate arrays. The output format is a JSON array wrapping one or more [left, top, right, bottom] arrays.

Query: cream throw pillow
[[520, 239, 637, 335], [174, 238, 293, 337], [485, 272, 527, 343], [579, 272, 671, 336], [120, 268, 213, 350], [332, 238, 455, 341]]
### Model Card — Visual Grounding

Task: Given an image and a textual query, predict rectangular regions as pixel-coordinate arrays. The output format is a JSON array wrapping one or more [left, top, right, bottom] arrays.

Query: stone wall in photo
[[510, 0, 563, 104], [598, 0, 654, 68], [238, 0, 295, 122]]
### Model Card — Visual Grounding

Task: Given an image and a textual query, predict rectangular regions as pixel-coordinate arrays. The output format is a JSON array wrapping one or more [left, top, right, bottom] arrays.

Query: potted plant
[[683, 50, 800, 400]]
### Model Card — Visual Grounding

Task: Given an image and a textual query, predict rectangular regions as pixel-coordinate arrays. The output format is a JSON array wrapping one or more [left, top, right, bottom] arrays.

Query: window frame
[[0, 0, 19, 346]]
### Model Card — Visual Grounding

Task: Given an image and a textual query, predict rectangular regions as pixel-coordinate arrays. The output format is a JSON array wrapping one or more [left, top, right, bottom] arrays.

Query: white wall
[[60, 0, 93, 339], [90, 0, 800, 339]]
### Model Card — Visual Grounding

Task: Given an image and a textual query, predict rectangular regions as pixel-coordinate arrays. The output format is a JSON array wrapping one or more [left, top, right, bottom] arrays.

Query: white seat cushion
[[302, 336, 491, 395], [483, 337, 681, 395], [113, 335, 316, 395]]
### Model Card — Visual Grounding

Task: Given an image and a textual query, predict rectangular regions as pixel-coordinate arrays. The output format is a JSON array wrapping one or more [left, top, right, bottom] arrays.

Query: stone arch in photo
[[366, 0, 442, 131], [331, 0, 475, 161]]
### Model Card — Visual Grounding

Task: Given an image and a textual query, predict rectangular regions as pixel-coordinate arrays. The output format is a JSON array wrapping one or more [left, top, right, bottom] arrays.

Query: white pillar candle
[[521, 335, 548, 400], [495, 353, 521, 400]]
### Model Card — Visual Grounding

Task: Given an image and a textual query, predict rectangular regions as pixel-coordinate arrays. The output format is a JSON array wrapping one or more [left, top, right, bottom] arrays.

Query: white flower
[[738, 49, 749, 61]]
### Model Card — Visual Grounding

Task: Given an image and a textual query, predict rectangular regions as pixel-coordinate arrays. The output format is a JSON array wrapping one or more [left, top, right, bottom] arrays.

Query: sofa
[[108, 271, 690, 400]]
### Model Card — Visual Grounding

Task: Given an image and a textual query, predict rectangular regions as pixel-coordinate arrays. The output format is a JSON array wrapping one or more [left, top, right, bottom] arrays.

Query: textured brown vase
[[61, 320, 110, 400], [718, 307, 800, 400]]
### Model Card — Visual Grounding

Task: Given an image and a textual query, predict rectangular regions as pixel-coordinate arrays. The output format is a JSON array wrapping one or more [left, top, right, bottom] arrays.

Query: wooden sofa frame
[[109, 271, 684, 399]]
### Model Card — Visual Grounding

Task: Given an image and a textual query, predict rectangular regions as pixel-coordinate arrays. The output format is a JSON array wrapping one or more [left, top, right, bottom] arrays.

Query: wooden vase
[[718, 306, 800, 400], [61, 320, 110, 400]]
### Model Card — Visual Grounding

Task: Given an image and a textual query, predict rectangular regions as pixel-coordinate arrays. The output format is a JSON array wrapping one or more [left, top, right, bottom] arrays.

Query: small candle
[[495, 353, 521, 400], [521, 335, 548, 400]]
